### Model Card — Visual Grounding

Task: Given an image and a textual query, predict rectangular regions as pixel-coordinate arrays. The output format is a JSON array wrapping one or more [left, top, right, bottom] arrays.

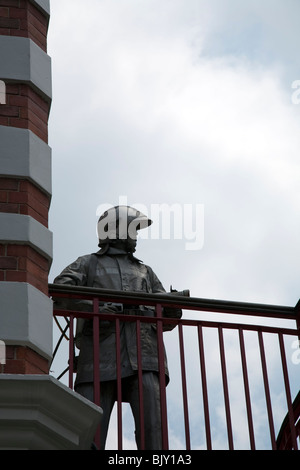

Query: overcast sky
[[47, 0, 300, 449]]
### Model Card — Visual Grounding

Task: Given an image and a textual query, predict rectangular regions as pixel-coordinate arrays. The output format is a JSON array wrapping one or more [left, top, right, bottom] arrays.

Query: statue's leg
[[76, 380, 116, 450], [125, 372, 162, 450]]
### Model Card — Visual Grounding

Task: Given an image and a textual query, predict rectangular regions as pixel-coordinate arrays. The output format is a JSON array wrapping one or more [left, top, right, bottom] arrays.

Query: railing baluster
[[156, 303, 169, 450], [115, 317, 122, 450], [68, 314, 74, 390], [238, 328, 255, 449], [218, 326, 234, 449], [278, 333, 298, 450], [93, 299, 100, 406], [197, 325, 212, 450], [296, 303, 300, 341], [93, 299, 101, 449], [136, 319, 145, 450], [178, 323, 191, 449], [258, 330, 276, 449]]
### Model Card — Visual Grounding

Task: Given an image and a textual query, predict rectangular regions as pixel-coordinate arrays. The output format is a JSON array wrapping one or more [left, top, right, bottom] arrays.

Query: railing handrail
[[48, 283, 299, 322]]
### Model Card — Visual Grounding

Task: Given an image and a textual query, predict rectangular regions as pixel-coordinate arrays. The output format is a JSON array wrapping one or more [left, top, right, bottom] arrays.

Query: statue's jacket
[[54, 248, 182, 387]]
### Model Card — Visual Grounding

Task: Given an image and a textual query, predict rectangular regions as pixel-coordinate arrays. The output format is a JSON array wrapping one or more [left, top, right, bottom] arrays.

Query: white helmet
[[97, 205, 152, 250]]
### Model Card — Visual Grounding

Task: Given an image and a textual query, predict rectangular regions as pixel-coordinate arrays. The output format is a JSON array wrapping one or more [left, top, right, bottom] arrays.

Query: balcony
[[49, 284, 300, 450]]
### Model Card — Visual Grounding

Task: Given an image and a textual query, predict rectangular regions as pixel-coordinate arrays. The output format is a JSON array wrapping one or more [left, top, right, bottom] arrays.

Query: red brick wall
[[1, 345, 49, 374], [0, 84, 50, 143], [0, 0, 48, 52], [0, 244, 50, 294], [0, 1, 51, 374], [0, 0, 50, 142], [0, 177, 50, 227]]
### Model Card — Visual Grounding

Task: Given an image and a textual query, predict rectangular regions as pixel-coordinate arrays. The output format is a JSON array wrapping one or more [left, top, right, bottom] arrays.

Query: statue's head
[[97, 205, 152, 253]]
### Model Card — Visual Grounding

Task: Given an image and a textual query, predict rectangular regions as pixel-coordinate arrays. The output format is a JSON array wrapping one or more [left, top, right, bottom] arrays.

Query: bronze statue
[[54, 206, 182, 449]]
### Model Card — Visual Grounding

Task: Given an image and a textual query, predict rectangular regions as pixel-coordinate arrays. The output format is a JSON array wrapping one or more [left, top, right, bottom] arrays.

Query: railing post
[[238, 328, 255, 450], [136, 319, 145, 450], [258, 331, 276, 449], [197, 325, 212, 450], [93, 299, 101, 449], [218, 326, 234, 450], [296, 300, 300, 342], [178, 323, 191, 449], [278, 333, 298, 450], [68, 315, 74, 390], [115, 318, 123, 450], [93, 299, 100, 406], [156, 303, 169, 450]]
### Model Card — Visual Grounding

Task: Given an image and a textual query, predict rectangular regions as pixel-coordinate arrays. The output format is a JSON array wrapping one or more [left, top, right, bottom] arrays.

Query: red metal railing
[[49, 284, 300, 450]]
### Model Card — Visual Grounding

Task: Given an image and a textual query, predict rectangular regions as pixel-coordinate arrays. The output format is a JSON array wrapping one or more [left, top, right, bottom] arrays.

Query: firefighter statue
[[54, 205, 182, 450]]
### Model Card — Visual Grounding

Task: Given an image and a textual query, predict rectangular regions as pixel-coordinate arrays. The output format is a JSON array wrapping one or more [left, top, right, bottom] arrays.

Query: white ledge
[[0, 36, 52, 101], [0, 213, 53, 262], [0, 127, 52, 197], [0, 374, 102, 450]]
